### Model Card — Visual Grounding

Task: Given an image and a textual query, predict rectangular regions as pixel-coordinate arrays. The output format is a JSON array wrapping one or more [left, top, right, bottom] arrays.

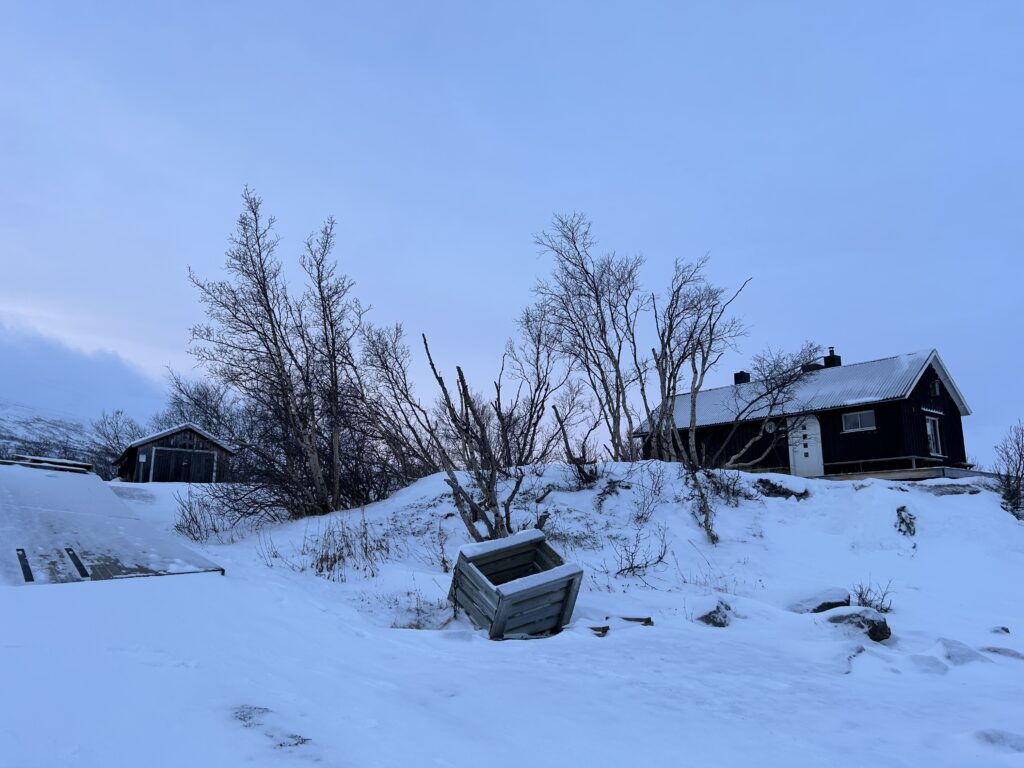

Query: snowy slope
[[2, 465, 1023, 767], [0, 399, 93, 460]]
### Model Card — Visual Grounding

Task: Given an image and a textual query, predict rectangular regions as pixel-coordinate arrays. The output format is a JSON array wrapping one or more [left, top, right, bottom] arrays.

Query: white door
[[788, 415, 824, 477]]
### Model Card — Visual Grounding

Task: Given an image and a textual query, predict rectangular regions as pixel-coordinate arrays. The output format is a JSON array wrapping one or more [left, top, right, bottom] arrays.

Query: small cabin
[[116, 423, 235, 483], [639, 348, 972, 478]]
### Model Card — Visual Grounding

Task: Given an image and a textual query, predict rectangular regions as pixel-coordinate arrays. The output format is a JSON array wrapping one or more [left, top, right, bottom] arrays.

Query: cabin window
[[929, 380, 941, 397], [926, 416, 943, 456], [841, 410, 876, 433]]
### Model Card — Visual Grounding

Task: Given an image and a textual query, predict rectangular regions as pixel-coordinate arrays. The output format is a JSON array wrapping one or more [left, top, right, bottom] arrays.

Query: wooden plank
[[558, 572, 583, 627], [15, 549, 33, 583], [453, 572, 497, 618], [485, 562, 541, 586], [0, 459, 90, 474], [452, 576, 496, 629], [64, 548, 90, 579], [463, 538, 543, 568], [506, 608, 566, 637], [475, 549, 540, 579], [492, 576, 575, 638], [504, 601, 565, 634], [495, 567, 583, 602], [459, 563, 499, 610], [489, 599, 510, 639], [504, 587, 568, 619], [459, 591, 493, 630], [535, 542, 565, 568]]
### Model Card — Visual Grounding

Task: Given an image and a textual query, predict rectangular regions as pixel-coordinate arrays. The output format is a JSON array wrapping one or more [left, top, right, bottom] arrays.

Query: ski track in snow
[[2, 464, 1023, 767]]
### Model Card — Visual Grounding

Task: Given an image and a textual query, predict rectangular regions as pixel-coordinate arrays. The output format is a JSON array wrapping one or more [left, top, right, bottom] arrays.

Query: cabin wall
[[124, 429, 231, 483], [902, 366, 967, 465], [817, 399, 907, 469], [660, 421, 790, 471], [815, 365, 967, 472]]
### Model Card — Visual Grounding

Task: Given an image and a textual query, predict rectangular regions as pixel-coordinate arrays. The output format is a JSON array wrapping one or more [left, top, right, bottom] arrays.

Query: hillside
[[0, 399, 94, 460], [2, 464, 1023, 767]]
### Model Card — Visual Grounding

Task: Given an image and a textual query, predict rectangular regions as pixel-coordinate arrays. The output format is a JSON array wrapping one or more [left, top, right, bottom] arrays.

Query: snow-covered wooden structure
[[448, 530, 583, 639], [0, 463, 223, 586]]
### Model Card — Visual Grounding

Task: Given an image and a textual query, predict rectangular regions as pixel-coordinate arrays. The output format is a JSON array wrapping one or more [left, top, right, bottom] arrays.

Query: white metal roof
[[125, 422, 236, 454], [648, 349, 970, 432]]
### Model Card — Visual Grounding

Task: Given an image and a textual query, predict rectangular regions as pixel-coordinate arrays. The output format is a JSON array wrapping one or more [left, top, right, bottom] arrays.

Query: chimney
[[734, 370, 751, 385], [823, 346, 842, 368]]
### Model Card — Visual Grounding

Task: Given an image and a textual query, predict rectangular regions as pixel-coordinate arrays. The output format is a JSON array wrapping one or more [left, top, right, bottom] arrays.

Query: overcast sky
[[1, 2, 1020, 464]]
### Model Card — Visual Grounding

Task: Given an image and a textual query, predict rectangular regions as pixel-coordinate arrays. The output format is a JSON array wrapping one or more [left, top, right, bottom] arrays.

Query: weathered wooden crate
[[448, 529, 583, 639]]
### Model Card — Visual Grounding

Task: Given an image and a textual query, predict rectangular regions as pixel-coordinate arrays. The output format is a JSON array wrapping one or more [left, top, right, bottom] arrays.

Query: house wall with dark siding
[[902, 365, 967, 464], [652, 420, 790, 471], [817, 399, 907, 468], [653, 364, 968, 474]]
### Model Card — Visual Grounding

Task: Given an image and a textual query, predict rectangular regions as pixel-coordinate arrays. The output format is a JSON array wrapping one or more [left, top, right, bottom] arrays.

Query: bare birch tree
[[90, 409, 145, 479], [361, 317, 573, 541], [635, 258, 709, 463], [995, 420, 1024, 519], [188, 188, 387, 520], [683, 280, 750, 466], [533, 213, 649, 461]]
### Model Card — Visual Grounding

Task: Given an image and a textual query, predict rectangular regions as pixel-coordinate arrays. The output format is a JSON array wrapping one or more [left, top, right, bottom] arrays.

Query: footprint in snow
[[233, 705, 315, 754], [976, 730, 1024, 753]]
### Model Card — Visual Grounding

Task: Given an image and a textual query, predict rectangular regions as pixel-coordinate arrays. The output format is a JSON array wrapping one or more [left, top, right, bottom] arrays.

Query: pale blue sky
[[1, 2, 1020, 463]]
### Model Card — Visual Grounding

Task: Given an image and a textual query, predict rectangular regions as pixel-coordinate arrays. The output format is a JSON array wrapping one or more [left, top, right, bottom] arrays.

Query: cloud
[[0, 323, 165, 423]]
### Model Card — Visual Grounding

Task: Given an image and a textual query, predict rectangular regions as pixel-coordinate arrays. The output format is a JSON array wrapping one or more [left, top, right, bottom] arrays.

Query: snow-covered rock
[[789, 587, 851, 614], [824, 606, 892, 642]]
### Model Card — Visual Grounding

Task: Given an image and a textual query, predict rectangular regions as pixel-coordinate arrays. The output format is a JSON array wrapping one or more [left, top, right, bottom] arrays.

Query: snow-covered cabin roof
[[642, 349, 970, 433], [124, 422, 236, 454]]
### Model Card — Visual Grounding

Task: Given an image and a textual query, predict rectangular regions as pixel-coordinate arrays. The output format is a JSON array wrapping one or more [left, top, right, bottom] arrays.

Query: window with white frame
[[841, 410, 876, 432], [929, 380, 941, 397], [926, 416, 943, 455]]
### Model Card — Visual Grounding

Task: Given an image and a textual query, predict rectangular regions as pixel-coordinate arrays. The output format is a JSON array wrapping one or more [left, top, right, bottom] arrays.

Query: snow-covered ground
[[2, 464, 1024, 767]]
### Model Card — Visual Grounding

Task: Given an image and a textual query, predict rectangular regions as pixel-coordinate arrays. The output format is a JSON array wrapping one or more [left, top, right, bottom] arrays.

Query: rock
[[754, 478, 810, 500], [697, 600, 732, 627], [825, 607, 891, 642], [935, 638, 992, 666], [790, 588, 851, 614], [991, 626, 1011, 634]]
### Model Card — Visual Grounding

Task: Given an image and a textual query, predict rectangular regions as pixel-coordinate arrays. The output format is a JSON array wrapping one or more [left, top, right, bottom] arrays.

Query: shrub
[[174, 487, 225, 542], [275, 513, 398, 582], [612, 522, 669, 578], [852, 580, 894, 614], [703, 469, 756, 507]]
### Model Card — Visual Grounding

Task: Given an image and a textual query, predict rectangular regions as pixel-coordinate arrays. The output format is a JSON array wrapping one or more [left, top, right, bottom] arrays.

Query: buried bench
[[447, 529, 583, 639]]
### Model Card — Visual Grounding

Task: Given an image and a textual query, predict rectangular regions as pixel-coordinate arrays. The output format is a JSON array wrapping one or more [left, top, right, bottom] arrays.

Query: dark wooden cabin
[[639, 349, 971, 478], [116, 423, 235, 483]]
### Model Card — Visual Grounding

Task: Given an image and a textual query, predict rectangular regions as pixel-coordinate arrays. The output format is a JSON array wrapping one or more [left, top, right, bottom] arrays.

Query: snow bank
[[1, 463, 1022, 767]]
